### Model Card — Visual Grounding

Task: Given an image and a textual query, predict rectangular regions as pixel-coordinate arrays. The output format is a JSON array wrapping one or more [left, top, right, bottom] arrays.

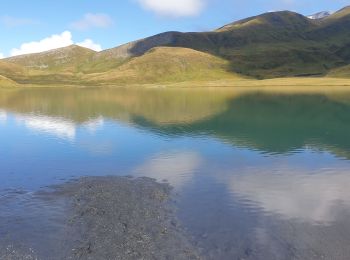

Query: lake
[[1, 86, 350, 259]]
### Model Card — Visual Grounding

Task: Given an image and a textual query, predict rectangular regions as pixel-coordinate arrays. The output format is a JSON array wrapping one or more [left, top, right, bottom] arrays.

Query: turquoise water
[[1, 87, 350, 259]]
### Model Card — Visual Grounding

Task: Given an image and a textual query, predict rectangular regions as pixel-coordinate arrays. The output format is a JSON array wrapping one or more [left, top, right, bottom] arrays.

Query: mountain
[[0, 60, 26, 78], [87, 7, 350, 79], [86, 47, 240, 84], [2, 6, 350, 86], [307, 11, 332, 20], [0, 75, 18, 87], [4, 45, 96, 73]]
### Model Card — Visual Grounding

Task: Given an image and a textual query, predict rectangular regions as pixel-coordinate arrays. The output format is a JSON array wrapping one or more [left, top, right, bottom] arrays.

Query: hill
[[0, 60, 26, 78], [3, 6, 350, 84], [86, 47, 241, 84], [4, 45, 96, 73], [0, 75, 18, 87], [95, 8, 350, 79]]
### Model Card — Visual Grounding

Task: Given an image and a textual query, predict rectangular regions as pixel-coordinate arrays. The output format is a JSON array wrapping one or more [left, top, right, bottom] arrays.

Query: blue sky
[[0, 0, 349, 57]]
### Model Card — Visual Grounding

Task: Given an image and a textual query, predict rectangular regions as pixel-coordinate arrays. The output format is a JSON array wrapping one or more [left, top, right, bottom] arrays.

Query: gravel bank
[[0, 176, 200, 259], [59, 176, 200, 259]]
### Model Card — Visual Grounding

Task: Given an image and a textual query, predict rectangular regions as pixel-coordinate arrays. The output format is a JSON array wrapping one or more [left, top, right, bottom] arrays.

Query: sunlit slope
[[328, 65, 350, 78], [0, 75, 18, 87], [4, 45, 96, 73], [87, 47, 241, 84], [100, 8, 350, 79], [3, 6, 350, 84], [0, 60, 26, 78]]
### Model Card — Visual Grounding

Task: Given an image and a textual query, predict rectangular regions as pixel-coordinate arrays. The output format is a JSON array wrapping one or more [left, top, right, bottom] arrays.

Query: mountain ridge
[[2, 6, 350, 85]]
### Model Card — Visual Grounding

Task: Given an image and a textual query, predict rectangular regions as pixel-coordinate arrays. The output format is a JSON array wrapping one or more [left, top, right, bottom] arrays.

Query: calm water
[[1, 87, 350, 259]]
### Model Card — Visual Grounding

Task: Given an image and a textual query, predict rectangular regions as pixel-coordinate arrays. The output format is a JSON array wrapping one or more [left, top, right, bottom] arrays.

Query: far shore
[[2, 77, 350, 95]]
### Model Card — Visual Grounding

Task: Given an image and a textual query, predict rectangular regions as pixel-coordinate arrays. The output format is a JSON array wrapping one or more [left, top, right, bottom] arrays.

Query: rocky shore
[[0, 176, 200, 259]]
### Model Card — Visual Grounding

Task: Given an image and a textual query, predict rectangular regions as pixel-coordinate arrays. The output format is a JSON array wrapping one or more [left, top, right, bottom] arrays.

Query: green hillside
[[0, 75, 18, 87], [96, 7, 350, 79], [2, 6, 350, 85], [87, 47, 241, 84], [4, 45, 96, 73], [0, 60, 27, 78]]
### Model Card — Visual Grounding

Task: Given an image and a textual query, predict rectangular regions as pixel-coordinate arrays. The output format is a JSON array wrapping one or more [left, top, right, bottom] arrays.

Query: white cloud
[[0, 15, 37, 27], [76, 39, 102, 52], [137, 0, 205, 17], [70, 13, 113, 30], [0, 53, 4, 59], [11, 31, 73, 56], [10, 31, 102, 56]]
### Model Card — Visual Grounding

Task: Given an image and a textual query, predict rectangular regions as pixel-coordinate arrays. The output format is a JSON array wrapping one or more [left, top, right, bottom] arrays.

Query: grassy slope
[[0, 75, 18, 87], [86, 47, 242, 84], [97, 8, 350, 79], [0, 60, 27, 77], [4, 45, 96, 72], [2, 7, 350, 85]]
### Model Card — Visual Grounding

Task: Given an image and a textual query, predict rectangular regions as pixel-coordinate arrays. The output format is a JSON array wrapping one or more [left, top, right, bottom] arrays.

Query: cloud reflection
[[82, 116, 104, 133], [226, 169, 350, 223], [0, 110, 7, 123], [134, 151, 202, 189], [15, 114, 76, 140]]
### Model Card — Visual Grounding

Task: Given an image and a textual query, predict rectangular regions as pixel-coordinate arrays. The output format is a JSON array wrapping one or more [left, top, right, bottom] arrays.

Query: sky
[[0, 0, 349, 58]]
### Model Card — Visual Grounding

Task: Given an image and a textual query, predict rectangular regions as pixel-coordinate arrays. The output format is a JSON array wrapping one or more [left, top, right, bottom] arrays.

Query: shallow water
[[1, 87, 350, 259]]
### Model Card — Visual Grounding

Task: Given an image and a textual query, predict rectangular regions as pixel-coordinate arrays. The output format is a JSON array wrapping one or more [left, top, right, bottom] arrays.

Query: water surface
[[1, 87, 350, 259]]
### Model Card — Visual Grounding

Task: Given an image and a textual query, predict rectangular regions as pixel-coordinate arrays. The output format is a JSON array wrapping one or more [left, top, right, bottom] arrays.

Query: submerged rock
[[57, 176, 200, 260]]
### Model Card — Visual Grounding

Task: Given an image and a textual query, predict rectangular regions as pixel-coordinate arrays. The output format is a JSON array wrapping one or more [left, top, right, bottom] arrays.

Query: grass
[[1, 8, 350, 84], [84, 47, 242, 85], [0, 75, 18, 87]]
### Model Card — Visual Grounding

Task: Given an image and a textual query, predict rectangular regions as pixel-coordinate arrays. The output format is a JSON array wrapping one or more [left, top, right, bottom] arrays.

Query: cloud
[[0, 53, 4, 59], [70, 13, 113, 30], [0, 15, 38, 27], [137, 0, 205, 17], [10, 31, 102, 56], [76, 39, 102, 51], [11, 31, 73, 56]]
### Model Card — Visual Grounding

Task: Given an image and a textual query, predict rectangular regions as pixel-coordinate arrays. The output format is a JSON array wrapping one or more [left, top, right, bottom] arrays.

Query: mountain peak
[[307, 11, 333, 20]]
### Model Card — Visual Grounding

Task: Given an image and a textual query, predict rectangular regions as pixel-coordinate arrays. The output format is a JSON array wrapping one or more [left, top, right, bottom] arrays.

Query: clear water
[[1, 87, 350, 259]]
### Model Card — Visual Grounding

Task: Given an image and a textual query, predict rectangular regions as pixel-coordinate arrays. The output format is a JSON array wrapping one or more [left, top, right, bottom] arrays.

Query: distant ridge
[[2, 6, 350, 85]]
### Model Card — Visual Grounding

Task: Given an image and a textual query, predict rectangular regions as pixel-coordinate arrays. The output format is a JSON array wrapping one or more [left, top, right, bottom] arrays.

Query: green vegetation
[[0, 75, 18, 87], [1, 6, 350, 86], [86, 47, 241, 84]]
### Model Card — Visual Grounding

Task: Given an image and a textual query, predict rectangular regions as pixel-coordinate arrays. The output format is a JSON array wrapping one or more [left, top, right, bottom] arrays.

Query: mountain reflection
[[1, 87, 350, 158]]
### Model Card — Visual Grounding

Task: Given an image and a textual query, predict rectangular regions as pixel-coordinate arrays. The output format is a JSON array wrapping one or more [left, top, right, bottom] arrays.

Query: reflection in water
[[1, 87, 350, 158], [134, 151, 202, 189], [15, 114, 76, 140], [82, 116, 104, 133], [1, 87, 350, 259], [0, 110, 7, 123], [226, 167, 350, 223]]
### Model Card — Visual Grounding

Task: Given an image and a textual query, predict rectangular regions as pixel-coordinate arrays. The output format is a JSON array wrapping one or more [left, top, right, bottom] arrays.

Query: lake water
[[1, 86, 350, 259]]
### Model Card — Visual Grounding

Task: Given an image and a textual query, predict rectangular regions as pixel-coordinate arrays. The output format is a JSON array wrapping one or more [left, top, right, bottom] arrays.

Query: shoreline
[[1, 176, 200, 259], [2, 77, 350, 90]]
